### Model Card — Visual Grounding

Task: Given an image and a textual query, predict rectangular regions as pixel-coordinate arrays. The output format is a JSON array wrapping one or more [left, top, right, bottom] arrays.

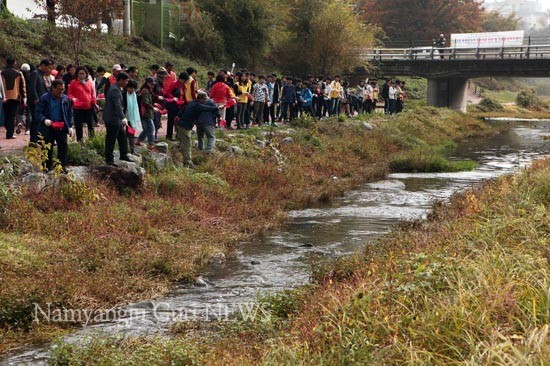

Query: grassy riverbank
[[49, 158, 550, 365], [0, 109, 496, 355]]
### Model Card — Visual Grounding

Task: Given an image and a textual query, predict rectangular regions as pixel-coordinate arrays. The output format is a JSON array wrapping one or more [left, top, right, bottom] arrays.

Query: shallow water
[[3, 120, 549, 365]]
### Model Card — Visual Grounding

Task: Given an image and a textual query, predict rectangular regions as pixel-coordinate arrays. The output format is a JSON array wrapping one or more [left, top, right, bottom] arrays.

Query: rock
[[255, 140, 267, 148], [126, 154, 143, 166], [93, 161, 145, 190], [300, 243, 314, 248], [229, 146, 244, 155], [66, 166, 93, 183], [282, 137, 294, 145], [361, 122, 374, 131], [151, 153, 170, 170], [155, 142, 169, 154], [20, 172, 50, 193], [367, 180, 406, 190], [194, 276, 209, 287], [250, 260, 261, 265], [208, 252, 226, 264]]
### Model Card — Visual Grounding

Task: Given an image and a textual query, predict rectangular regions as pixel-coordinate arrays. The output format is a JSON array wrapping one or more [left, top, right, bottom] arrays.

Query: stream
[[3, 119, 549, 365]]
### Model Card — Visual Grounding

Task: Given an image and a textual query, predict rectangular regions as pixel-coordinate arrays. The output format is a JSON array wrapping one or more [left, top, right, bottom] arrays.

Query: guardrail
[[366, 44, 550, 61]]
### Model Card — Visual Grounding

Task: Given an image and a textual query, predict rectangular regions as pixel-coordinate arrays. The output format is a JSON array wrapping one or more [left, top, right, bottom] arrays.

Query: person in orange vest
[[1, 56, 26, 139]]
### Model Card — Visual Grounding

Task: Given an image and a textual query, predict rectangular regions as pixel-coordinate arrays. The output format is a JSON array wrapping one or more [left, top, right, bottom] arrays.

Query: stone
[[66, 166, 93, 183], [229, 146, 244, 155], [250, 260, 261, 265], [208, 252, 226, 264], [154, 142, 169, 154], [151, 153, 170, 170], [93, 161, 145, 190], [367, 180, 406, 190], [361, 122, 374, 131], [194, 276, 209, 287], [281, 137, 294, 145], [255, 140, 267, 148], [20, 172, 49, 193], [126, 154, 143, 166]]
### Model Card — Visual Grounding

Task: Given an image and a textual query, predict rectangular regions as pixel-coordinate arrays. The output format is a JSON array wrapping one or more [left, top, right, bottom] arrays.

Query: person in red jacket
[[209, 75, 232, 127], [68, 66, 96, 142], [163, 72, 188, 140]]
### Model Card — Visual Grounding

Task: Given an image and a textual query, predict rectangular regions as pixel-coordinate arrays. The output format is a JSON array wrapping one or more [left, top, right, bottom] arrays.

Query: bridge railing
[[366, 44, 550, 61]]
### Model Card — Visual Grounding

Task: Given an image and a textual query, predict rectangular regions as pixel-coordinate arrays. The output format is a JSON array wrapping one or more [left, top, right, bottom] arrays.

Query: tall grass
[[47, 159, 550, 366], [0, 109, 497, 354]]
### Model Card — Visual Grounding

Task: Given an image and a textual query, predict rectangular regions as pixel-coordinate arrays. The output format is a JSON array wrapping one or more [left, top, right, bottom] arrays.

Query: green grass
[[389, 148, 478, 173], [482, 89, 518, 104]]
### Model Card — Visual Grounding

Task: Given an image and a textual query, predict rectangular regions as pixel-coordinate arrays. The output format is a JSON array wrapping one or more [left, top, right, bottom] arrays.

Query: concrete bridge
[[361, 44, 550, 112]]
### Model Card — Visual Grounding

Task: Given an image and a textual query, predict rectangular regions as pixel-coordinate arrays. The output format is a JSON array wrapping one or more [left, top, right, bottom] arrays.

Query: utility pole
[[123, 0, 131, 36]]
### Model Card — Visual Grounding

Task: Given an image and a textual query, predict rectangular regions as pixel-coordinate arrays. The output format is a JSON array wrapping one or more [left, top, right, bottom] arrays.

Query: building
[[483, 0, 549, 30]]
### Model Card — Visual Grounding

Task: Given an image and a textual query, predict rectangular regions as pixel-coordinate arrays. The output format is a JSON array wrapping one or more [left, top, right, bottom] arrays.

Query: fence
[[131, 0, 180, 49]]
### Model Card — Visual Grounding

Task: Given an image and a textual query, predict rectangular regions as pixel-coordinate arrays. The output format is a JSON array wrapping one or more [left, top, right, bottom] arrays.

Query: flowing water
[[3, 119, 549, 365]]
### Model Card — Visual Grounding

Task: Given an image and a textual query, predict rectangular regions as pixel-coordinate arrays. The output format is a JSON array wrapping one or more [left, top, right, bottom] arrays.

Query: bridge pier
[[427, 78, 468, 112]]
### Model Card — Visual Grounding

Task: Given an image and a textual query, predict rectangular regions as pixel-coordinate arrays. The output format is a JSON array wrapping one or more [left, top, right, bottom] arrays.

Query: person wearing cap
[[35, 79, 73, 172], [176, 91, 220, 168], [103, 72, 132, 166], [104, 64, 122, 97], [1, 56, 26, 139]]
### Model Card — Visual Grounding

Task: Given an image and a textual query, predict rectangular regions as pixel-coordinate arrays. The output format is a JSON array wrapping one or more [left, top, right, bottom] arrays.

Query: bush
[[476, 97, 503, 112], [516, 88, 547, 109], [67, 143, 104, 166]]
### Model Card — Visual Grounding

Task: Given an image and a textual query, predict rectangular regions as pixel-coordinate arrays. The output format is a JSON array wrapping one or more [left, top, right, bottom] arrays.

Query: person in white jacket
[[388, 80, 397, 115]]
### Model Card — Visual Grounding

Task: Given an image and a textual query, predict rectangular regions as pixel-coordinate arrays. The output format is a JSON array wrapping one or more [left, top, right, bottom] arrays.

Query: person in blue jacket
[[301, 82, 313, 116], [35, 79, 73, 172], [176, 91, 220, 168]]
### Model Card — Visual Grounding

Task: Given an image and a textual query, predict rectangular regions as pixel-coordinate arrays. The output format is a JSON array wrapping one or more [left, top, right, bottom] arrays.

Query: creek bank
[[0, 109, 497, 355], [50, 157, 550, 365]]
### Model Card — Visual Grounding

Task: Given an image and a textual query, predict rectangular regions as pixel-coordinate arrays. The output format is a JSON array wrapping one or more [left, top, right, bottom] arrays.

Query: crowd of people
[[0, 57, 408, 170]]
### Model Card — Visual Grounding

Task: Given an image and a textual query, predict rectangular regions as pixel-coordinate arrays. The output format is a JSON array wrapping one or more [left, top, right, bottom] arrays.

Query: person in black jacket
[[28, 59, 53, 143], [103, 72, 131, 166]]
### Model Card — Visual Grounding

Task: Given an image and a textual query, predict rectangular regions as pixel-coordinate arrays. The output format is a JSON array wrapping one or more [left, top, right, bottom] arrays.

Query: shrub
[[515, 88, 548, 110], [67, 143, 103, 166], [476, 97, 503, 112]]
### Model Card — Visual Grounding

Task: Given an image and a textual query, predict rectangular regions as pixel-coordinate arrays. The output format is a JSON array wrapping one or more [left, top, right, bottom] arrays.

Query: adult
[[103, 72, 132, 166], [252, 75, 269, 126], [381, 79, 391, 114], [62, 64, 76, 93], [35, 79, 72, 172], [123, 80, 142, 155], [68, 66, 96, 142], [28, 59, 53, 142], [388, 80, 397, 115], [163, 72, 189, 140], [104, 64, 121, 97], [136, 77, 156, 149], [185, 67, 198, 103], [301, 82, 313, 116], [195, 93, 219, 153], [236, 74, 251, 129], [176, 91, 220, 167], [280, 76, 296, 123], [163, 62, 177, 92], [127, 66, 139, 82], [209, 74, 232, 127], [1, 57, 26, 139], [329, 76, 343, 116]]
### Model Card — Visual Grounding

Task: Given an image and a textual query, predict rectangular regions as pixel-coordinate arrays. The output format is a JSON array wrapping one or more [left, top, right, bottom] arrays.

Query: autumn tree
[[359, 0, 484, 44], [35, 0, 122, 64], [273, 0, 375, 76], [480, 10, 520, 32]]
